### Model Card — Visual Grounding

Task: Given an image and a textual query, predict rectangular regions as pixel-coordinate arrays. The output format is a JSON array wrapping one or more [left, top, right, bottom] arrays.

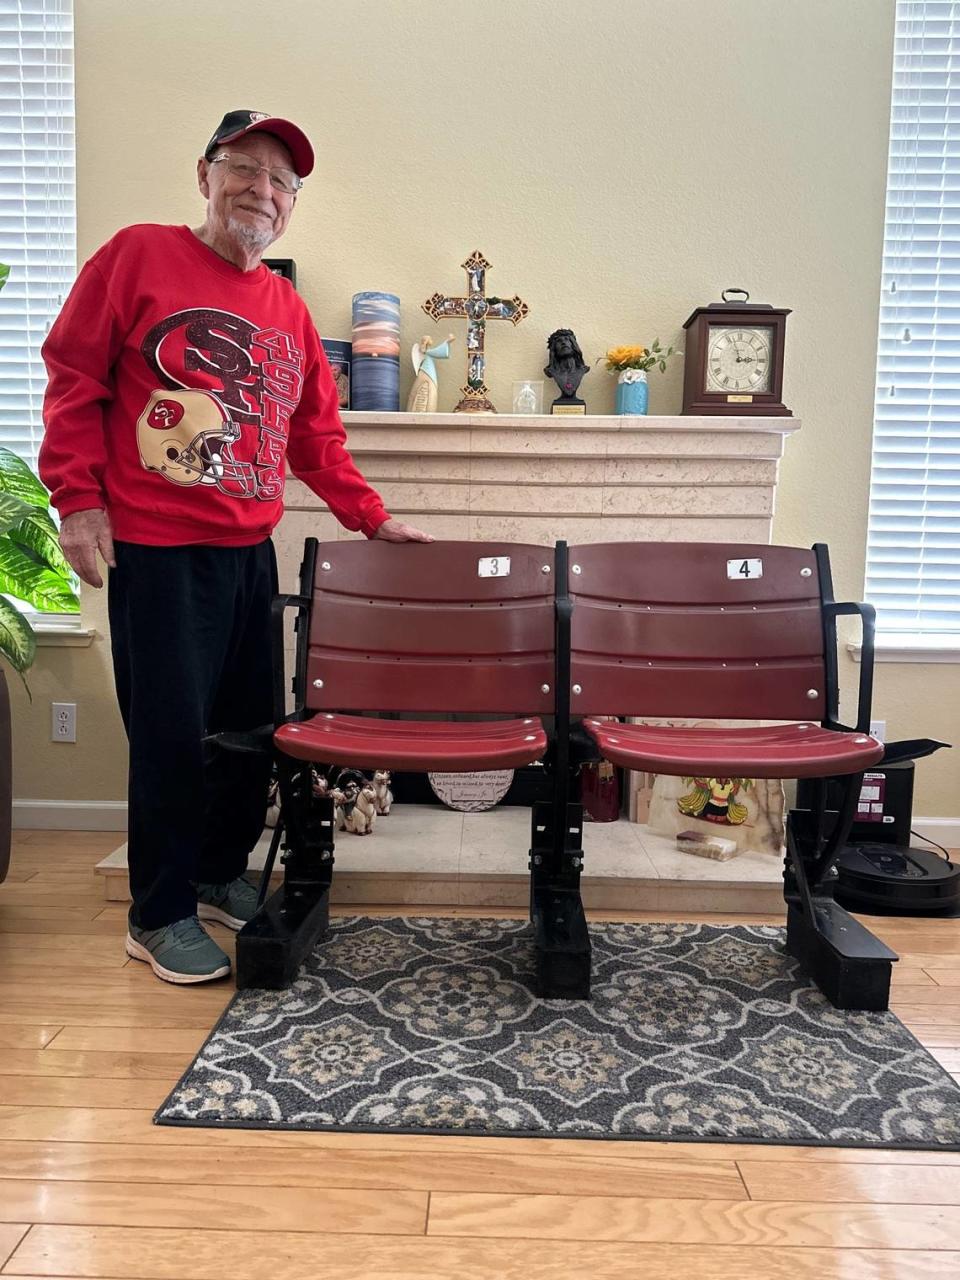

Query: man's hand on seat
[[59, 507, 116, 588], [373, 517, 434, 543]]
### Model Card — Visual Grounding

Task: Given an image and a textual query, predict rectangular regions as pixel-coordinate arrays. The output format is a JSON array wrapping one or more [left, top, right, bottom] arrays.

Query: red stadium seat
[[236, 538, 557, 989], [562, 540, 895, 1010]]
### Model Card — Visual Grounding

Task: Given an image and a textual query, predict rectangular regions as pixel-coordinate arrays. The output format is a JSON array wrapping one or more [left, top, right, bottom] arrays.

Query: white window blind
[[0, 0, 75, 473], [866, 0, 960, 640]]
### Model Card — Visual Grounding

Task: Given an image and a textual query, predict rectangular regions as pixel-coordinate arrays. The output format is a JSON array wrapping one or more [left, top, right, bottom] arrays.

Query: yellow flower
[[603, 344, 650, 371]]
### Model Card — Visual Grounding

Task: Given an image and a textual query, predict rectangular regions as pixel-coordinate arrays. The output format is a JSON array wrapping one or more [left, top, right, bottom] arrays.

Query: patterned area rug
[[155, 917, 960, 1148]]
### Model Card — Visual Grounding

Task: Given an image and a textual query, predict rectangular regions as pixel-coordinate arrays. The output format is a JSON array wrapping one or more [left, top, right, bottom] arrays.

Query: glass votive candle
[[512, 379, 543, 414]]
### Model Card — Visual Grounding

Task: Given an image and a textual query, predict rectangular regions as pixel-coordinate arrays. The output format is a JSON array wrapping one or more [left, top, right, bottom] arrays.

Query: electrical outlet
[[51, 701, 76, 743], [870, 719, 886, 743]]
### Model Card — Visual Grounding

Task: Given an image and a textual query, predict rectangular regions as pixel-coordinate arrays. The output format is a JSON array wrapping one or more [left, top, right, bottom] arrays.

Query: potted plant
[[599, 340, 681, 415], [0, 262, 82, 881]]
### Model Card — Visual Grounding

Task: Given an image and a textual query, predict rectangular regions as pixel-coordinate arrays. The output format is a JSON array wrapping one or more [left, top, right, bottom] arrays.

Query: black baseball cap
[[204, 110, 314, 178]]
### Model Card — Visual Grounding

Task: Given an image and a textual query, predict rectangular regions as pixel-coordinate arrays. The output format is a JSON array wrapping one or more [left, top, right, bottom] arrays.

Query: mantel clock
[[682, 288, 791, 415]]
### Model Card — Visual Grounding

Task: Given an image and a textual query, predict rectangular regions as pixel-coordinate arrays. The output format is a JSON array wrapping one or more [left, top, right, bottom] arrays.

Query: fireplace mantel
[[277, 412, 800, 566], [338, 410, 799, 437]]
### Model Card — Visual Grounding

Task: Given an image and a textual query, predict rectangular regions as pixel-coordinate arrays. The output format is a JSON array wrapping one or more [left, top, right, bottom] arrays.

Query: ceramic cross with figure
[[422, 251, 529, 413]]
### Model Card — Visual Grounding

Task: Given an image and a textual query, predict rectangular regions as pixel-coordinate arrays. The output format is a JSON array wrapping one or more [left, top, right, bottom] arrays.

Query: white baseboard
[[912, 818, 960, 850], [13, 800, 128, 831]]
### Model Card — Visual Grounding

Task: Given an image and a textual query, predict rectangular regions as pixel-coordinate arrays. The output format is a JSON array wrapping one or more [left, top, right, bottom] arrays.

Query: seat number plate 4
[[728, 557, 762, 580], [478, 556, 511, 578]]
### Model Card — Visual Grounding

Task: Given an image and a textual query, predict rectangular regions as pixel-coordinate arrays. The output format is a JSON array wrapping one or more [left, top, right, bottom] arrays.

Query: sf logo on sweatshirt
[[138, 308, 304, 500]]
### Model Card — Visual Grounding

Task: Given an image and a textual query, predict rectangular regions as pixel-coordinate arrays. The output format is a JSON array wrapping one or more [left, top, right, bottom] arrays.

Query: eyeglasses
[[209, 151, 302, 195]]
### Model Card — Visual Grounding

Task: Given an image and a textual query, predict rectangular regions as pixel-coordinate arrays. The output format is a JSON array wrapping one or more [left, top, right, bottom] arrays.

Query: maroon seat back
[[568, 542, 828, 721], [303, 540, 555, 714]]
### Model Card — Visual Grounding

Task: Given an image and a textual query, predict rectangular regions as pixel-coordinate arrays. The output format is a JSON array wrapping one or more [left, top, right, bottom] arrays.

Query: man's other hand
[[59, 508, 116, 588], [373, 518, 434, 543]]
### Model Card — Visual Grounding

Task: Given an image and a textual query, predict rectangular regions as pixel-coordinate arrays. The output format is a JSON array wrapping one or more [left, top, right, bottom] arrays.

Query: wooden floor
[[2, 833, 960, 1279]]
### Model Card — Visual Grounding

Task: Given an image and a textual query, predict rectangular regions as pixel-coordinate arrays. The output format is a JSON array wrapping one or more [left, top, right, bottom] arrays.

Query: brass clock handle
[[722, 287, 750, 303]]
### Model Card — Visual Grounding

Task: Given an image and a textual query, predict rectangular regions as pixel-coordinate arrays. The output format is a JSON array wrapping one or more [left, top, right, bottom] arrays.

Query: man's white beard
[[227, 216, 275, 251]]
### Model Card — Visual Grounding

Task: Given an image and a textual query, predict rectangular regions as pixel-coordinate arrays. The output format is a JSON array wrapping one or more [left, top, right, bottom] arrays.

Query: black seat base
[[785, 898, 897, 1011], [532, 886, 591, 999], [236, 883, 330, 990], [236, 781, 336, 990]]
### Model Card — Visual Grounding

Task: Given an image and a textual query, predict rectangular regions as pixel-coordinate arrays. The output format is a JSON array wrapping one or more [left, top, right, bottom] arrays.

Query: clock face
[[705, 326, 773, 394]]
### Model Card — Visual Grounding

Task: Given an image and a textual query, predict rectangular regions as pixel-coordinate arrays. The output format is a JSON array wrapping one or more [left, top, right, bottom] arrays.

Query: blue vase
[[615, 372, 648, 415]]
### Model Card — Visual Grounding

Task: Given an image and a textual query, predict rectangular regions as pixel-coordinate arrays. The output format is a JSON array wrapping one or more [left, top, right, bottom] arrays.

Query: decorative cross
[[422, 251, 529, 413]]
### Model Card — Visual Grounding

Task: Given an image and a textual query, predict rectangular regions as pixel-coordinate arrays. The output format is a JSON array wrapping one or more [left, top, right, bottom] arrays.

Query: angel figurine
[[406, 333, 456, 413]]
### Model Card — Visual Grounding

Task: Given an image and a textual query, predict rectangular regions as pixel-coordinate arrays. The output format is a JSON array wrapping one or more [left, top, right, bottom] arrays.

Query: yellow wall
[[10, 0, 959, 817]]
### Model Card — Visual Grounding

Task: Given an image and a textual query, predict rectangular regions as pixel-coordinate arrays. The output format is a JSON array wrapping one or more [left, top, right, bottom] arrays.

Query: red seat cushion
[[582, 719, 883, 779], [274, 713, 548, 772]]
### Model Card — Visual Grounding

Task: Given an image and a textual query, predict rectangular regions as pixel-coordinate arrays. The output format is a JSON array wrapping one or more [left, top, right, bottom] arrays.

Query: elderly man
[[39, 110, 429, 984]]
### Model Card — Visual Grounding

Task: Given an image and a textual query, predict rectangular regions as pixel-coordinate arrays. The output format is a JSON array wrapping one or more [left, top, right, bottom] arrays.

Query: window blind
[[0, 0, 75, 473], [866, 0, 960, 639]]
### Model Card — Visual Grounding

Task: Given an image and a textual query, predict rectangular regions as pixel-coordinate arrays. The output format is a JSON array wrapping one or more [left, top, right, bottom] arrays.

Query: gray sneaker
[[195, 876, 259, 931], [126, 914, 231, 984]]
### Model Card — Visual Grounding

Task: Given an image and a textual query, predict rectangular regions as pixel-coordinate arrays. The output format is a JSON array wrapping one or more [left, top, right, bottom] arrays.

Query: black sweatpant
[[108, 539, 277, 930]]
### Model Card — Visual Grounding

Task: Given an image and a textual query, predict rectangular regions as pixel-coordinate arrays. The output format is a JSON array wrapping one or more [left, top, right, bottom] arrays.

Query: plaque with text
[[428, 769, 514, 812]]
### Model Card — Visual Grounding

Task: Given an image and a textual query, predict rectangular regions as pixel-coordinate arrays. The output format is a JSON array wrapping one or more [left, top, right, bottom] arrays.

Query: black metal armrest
[[272, 592, 311, 729], [823, 599, 876, 734], [880, 737, 951, 765], [203, 592, 311, 755], [203, 724, 276, 754]]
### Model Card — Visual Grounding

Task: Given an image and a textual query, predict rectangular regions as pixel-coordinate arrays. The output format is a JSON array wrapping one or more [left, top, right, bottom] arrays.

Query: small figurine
[[331, 786, 347, 831], [372, 769, 393, 815], [311, 768, 328, 798], [544, 328, 589, 413], [337, 780, 359, 831], [353, 782, 378, 834], [265, 772, 281, 828], [406, 333, 456, 413], [341, 780, 377, 835]]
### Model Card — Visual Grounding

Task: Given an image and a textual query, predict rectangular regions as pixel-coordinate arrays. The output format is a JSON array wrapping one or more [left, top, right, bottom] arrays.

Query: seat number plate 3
[[727, 557, 762, 580], [478, 556, 511, 578]]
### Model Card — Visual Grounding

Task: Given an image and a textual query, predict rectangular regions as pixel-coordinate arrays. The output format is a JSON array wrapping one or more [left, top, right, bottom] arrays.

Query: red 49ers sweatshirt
[[39, 224, 390, 545]]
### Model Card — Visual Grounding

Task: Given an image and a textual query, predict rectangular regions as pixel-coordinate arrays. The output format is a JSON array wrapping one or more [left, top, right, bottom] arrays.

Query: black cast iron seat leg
[[528, 537, 591, 1000], [529, 798, 591, 999], [235, 756, 335, 990], [783, 771, 898, 1011]]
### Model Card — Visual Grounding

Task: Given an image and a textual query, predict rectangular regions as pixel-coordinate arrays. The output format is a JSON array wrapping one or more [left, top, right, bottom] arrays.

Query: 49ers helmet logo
[[136, 388, 256, 498]]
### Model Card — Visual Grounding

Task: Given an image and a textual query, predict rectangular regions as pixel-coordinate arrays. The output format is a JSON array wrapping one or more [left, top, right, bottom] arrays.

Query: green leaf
[[0, 538, 80, 613], [0, 262, 9, 291], [0, 448, 50, 510], [0, 491, 34, 537], [10, 507, 75, 580], [0, 593, 36, 675]]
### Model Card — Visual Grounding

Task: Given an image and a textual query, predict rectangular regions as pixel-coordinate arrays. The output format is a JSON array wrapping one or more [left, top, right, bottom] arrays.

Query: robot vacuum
[[834, 842, 960, 915]]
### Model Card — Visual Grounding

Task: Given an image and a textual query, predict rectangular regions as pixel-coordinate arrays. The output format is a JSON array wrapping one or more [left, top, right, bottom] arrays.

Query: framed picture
[[321, 339, 351, 409], [263, 258, 297, 287]]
